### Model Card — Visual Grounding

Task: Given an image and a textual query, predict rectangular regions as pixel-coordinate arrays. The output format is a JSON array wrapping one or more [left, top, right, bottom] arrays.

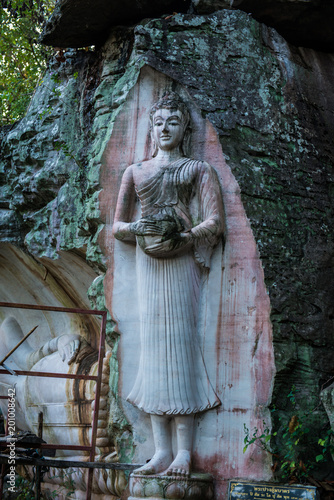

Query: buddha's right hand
[[58, 334, 81, 364], [130, 219, 165, 236]]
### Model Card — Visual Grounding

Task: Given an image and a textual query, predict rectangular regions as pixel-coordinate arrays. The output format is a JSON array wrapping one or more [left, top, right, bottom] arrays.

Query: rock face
[[194, 0, 334, 51], [40, 0, 191, 48], [1, 5, 334, 497], [40, 0, 334, 51], [100, 66, 274, 494]]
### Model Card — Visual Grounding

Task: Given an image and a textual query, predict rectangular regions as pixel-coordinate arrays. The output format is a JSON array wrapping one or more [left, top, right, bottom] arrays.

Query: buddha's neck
[[155, 148, 183, 163]]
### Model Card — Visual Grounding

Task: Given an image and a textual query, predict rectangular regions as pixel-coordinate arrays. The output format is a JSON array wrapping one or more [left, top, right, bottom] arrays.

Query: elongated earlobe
[[180, 127, 191, 156], [151, 134, 158, 157]]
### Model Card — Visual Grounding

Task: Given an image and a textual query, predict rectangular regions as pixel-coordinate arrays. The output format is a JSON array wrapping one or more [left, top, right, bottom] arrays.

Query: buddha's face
[[152, 108, 185, 151]]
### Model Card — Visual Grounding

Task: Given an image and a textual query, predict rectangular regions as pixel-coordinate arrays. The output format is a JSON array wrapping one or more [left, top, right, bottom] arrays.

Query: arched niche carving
[[0, 243, 100, 447]]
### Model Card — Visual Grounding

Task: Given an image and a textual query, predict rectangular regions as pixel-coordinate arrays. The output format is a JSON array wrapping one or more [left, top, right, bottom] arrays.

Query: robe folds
[[126, 158, 224, 415]]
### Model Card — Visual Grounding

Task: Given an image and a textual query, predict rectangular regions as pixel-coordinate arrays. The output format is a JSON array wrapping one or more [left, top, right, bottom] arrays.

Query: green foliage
[[48, 469, 76, 497], [13, 469, 76, 499], [15, 476, 35, 499], [243, 386, 334, 482], [0, 0, 55, 125], [316, 429, 334, 463], [243, 422, 276, 454]]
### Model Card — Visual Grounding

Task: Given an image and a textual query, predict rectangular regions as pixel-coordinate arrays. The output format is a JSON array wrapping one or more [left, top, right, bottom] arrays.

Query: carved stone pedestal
[[129, 472, 214, 500]]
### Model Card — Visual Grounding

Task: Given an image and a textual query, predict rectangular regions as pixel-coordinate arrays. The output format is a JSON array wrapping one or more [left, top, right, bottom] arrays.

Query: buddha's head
[[149, 93, 191, 157]]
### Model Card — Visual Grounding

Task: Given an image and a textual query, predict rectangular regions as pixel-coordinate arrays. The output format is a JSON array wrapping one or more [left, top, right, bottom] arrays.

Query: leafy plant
[[12, 468, 76, 499], [0, 0, 55, 125], [42, 468, 76, 498], [243, 386, 334, 482], [15, 476, 35, 499], [316, 429, 334, 464]]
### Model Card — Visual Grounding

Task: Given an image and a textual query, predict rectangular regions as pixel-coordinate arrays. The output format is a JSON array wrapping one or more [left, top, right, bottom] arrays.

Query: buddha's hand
[[145, 232, 193, 255], [57, 334, 81, 364], [130, 219, 166, 237]]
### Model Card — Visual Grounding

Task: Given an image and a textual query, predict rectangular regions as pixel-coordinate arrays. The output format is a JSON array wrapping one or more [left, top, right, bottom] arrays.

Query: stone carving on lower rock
[[0, 316, 125, 498], [113, 92, 224, 497]]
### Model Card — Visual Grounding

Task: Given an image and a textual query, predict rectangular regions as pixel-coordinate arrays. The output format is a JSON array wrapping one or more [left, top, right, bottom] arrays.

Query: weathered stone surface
[[1, 6, 334, 495], [0, 49, 105, 264], [101, 67, 274, 493], [40, 0, 334, 51], [126, 12, 334, 476]]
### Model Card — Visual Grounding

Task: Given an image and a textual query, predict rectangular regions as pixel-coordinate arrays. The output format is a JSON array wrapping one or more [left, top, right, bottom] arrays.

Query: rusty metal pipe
[[0, 302, 106, 316], [35, 412, 43, 500], [86, 310, 107, 500], [0, 369, 98, 380], [0, 325, 38, 366]]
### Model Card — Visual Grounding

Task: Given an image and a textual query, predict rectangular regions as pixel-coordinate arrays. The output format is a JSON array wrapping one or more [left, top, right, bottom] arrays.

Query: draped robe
[[125, 158, 224, 415]]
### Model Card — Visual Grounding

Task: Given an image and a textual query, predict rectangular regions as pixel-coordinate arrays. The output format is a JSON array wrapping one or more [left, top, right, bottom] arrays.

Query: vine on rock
[[244, 386, 334, 484]]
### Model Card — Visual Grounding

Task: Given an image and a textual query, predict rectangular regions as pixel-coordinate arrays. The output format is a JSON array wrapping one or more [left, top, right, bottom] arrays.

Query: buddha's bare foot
[[134, 450, 172, 475], [166, 450, 191, 477]]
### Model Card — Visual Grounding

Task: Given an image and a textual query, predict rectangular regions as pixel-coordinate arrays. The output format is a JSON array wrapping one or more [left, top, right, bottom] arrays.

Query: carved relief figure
[[0, 317, 123, 496], [0, 316, 81, 431], [113, 93, 224, 476]]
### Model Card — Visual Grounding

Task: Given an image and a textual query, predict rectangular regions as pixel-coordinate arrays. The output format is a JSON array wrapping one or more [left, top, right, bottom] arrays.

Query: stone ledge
[[40, 0, 334, 51], [39, 0, 191, 48]]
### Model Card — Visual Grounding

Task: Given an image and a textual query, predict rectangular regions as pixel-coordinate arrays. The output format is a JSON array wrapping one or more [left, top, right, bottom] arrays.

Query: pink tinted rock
[[100, 65, 275, 496]]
